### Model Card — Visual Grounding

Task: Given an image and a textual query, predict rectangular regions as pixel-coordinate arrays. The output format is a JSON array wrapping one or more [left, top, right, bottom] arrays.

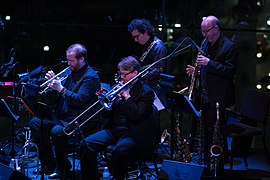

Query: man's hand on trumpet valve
[[45, 70, 55, 79], [48, 77, 64, 92]]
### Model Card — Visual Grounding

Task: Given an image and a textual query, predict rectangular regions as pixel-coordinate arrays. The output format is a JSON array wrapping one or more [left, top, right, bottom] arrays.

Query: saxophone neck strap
[[139, 39, 161, 62]]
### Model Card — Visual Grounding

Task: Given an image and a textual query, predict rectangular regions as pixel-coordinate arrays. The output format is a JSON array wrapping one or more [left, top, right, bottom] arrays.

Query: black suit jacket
[[103, 80, 157, 159], [56, 64, 101, 131], [201, 35, 239, 108]]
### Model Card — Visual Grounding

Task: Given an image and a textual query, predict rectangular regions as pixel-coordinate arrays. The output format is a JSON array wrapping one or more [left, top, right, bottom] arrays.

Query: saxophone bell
[[210, 144, 223, 157], [160, 129, 171, 145], [210, 102, 222, 177]]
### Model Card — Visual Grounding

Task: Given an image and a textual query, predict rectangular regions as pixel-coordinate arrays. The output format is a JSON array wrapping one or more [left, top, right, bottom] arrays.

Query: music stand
[[172, 92, 200, 118], [168, 92, 201, 161], [0, 99, 19, 158], [0, 99, 19, 121]]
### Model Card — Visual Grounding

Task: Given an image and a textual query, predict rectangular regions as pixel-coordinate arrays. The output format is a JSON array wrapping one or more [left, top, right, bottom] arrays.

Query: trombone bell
[[98, 92, 112, 111]]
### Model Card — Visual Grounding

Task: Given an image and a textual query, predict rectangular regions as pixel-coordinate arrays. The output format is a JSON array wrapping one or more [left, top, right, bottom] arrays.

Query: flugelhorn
[[39, 66, 70, 94]]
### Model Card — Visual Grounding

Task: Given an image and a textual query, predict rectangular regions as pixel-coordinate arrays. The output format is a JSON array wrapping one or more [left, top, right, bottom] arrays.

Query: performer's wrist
[[60, 87, 66, 96]]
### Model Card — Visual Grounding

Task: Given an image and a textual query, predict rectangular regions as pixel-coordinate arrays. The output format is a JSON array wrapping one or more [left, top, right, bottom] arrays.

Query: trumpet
[[39, 66, 70, 94]]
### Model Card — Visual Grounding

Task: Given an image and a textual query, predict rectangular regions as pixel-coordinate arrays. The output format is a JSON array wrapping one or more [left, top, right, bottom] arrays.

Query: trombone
[[63, 40, 193, 136], [63, 56, 166, 135], [63, 69, 148, 136]]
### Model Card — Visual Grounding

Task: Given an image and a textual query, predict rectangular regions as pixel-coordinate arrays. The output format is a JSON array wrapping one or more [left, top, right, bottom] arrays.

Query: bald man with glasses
[[186, 15, 239, 176]]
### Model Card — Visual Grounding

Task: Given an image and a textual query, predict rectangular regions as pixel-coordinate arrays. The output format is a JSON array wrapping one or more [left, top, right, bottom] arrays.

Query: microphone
[[0, 16, 4, 30], [18, 65, 44, 84], [7, 48, 16, 65], [190, 39, 206, 55], [48, 60, 68, 70], [3, 48, 16, 78], [17, 72, 29, 79]]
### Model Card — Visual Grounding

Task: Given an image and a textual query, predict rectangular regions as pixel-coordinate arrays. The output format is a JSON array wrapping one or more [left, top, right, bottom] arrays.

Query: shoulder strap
[[139, 39, 161, 62]]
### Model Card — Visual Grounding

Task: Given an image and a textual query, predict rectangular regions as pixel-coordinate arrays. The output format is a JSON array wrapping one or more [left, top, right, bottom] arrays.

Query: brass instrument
[[39, 66, 70, 94], [188, 39, 207, 100], [160, 129, 171, 146], [188, 38, 208, 101], [161, 113, 192, 163], [174, 113, 192, 163], [63, 83, 123, 135], [188, 61, 200, 100], [210, 102, 223, 177], [63, 40, 190, 136], [63, 65, 149, 136]]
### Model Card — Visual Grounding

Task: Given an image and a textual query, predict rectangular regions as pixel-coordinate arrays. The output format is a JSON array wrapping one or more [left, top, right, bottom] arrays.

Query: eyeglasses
[[201, 26, 216, 34], [118, 70, 134, 77], [132, 33, 141, 39]]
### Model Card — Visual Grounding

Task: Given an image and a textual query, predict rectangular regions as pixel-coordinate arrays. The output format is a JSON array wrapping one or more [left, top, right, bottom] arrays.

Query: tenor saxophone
[[174, 113, 192, 163]]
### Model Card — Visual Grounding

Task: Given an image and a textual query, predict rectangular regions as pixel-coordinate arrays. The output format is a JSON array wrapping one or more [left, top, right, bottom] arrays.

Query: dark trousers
[[80, 129, 135, 180], [29, 117, 70, 172]]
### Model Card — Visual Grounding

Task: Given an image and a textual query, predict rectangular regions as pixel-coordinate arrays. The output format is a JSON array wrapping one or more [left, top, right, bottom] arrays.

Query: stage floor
[[1, 144, 269, 180]]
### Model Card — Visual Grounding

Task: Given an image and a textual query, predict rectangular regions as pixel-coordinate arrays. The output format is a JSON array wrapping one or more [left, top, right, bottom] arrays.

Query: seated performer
[[29, 43, 101, 179], [80, 56, 157, 180]]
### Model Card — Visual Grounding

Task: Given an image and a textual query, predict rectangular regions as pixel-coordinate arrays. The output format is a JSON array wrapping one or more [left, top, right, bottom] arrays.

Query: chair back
[[240, 89, 270, 125], [130, 105, 158, 161]]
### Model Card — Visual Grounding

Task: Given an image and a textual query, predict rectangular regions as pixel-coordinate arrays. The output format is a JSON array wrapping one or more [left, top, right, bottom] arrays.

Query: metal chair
[[223, 89, 270, 171]]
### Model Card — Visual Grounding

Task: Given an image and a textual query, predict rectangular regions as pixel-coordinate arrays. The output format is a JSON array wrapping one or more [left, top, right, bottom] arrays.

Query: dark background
[[0, 0, 270, 149], [0, 0, 268, 86]]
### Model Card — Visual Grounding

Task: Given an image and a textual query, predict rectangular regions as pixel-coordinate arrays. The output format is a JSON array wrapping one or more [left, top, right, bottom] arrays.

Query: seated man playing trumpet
[[80, 56, 158, 180], [29, 43, 101, 179]]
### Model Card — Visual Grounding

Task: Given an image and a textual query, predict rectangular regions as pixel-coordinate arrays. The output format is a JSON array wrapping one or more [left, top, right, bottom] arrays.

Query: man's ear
[[134, 70, 139, 75], [79, 57, 84, 62]]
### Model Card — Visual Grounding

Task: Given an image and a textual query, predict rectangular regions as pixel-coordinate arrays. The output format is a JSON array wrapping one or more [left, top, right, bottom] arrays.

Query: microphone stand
[[129, 39, 193, 158], [8, 64, 18, 158]]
